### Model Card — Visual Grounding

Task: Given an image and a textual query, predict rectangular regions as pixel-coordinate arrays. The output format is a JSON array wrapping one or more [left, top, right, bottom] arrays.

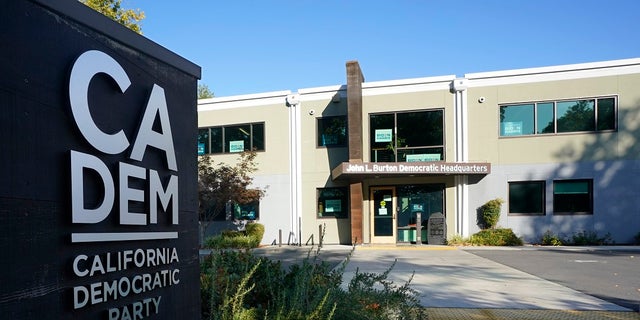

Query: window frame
[[317, 187, 349, 219], [553, 179, 593, 215], [316, 115, 348, 148], [198, 122, 266, 155], [499, 96, 617, 138], [507, 181, 546, 216], [369, 108, 445, 162]]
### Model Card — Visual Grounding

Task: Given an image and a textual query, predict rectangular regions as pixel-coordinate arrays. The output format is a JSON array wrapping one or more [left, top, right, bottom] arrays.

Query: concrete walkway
[[345, 245, 629, 310], [252, 244, 640, 319]]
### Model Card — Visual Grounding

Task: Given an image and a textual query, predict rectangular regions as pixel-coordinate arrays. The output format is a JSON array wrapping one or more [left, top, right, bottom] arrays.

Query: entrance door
[[370, 187, 396, 243]]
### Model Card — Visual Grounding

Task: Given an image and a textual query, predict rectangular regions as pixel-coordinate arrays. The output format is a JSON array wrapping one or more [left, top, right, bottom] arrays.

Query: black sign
[[1, 1, 201, 319], [427, 212, 446, 245]]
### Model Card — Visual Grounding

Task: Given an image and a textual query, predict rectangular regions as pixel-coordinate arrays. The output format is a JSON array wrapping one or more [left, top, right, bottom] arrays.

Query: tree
[[198, 151, 266, 242], [198, 83, 214, 99], [79, 0, 145, 34]]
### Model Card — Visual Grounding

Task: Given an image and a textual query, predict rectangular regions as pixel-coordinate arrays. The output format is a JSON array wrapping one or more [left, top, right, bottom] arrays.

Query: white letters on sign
[[68, 50, 179, 230]]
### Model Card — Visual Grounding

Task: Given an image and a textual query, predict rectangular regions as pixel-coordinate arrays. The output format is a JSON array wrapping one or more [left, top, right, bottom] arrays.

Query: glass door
[[370, 187, 396, 243], [396, 184, 444, 244]]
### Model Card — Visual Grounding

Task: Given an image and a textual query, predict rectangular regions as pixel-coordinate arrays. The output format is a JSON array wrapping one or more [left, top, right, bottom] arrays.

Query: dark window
[[508, 181, 545, 215], [197, 123, 265, 154], [317, 116, 347, 147], [197, 128, 209, 155], [499, 97, 617, 137], [317, 187, 348, 218], [210, 127, 223, 153], [234, 201, 259, 220], [553, 179, 592, 214], [370, 109, 444, 162]]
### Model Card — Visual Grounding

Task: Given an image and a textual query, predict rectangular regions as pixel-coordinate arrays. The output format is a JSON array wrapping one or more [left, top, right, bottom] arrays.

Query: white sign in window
[[502, 121, 523, 135], [406, 154, 440, 162], [375, 129, 392, 142], [229, 140, 244, 153]]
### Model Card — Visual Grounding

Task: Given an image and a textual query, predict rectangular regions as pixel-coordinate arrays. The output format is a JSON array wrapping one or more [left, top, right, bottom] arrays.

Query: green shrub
[[541, 230, 563, 246], [246, 222, 265, 245], [570, 230, 612, 245], [200, 248, 425, 320], [446, 234, 472, 246], [470, 228, 523, 246], [478, 198, 504, 229], [204, 222, 265, 249]]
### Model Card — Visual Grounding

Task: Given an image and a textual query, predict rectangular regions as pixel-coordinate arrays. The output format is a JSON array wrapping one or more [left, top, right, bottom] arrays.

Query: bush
[[478, 198, 504, 229], [446, 234, 471, 246], [635, 232, 640, 245], [469, 228, 523, 246], [541, 230, 563, 246], [204, 222, 265, 249], [570, 230, 612, 246], [200, 248, 425, 320], [246, 222, 265, 244]]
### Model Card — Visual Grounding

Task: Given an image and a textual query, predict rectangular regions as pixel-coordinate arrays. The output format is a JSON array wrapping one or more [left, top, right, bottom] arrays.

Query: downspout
[[286, 94, 302, 245], [451, 78, 469, 237]]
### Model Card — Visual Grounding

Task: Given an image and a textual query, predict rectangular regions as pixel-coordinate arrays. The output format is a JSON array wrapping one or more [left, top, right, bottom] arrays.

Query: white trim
[[286, 94, 302, 244], [298, 84, 345, 95], [71, 232, 178, 243], [198, 90, 291, 111], [362, 75, 457, 96], [466, 58, 640, 87]]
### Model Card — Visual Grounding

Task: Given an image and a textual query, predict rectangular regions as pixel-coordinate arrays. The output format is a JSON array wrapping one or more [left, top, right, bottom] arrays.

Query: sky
[[127, 0, 640, 97]]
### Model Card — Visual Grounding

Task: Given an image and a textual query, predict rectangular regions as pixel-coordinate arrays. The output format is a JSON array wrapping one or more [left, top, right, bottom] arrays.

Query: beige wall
[[298, 92, 351, 244], [467, 73, 640, 165], [198, 101, 290, 175]]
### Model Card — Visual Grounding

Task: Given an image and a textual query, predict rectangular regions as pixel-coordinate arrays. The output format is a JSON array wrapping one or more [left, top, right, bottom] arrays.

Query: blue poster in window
[[198, 143, 205, 155]]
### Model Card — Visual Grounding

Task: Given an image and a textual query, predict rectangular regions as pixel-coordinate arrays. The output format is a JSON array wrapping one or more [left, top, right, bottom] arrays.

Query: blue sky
[[128, 0, 640, 97]]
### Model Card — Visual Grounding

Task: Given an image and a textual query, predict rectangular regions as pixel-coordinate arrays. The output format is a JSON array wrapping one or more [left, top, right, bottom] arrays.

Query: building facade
[[198, 58, 640, 245]]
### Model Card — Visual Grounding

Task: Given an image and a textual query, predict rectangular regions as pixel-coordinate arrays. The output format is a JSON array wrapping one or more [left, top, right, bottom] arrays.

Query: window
[[198, 122, 265, 154], [499, 97, 616, 137], [317, 116, 347, 147], [508, 181, 545, 215], [553, 179, 592, 214], [370, 109, 444, 162], [317, 187, 348, 218], [234, 201, 259, 220]]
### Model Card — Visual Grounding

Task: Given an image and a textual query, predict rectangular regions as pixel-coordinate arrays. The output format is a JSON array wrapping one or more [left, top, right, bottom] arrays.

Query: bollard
[[415, 212, 422, 245]]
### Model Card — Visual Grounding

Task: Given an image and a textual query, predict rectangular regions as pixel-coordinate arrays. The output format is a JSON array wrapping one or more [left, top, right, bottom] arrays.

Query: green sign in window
[[229, 140, 244, 153]]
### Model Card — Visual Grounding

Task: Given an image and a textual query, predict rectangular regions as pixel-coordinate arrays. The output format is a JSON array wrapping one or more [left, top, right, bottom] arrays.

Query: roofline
[[198, 90, 292, 110], [465, 57, 640, 80], [32, 0, 201, 79]]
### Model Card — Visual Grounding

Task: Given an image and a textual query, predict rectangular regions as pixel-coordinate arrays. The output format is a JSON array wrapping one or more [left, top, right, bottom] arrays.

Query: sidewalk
[[252, 244, 640, 320]]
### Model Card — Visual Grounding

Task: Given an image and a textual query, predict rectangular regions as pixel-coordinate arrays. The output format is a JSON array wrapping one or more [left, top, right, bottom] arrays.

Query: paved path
[[252, 245, 640, 319]]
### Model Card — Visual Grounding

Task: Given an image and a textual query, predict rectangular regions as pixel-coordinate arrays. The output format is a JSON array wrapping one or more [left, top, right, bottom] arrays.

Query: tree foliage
[[80, 0, 145, 34], [198, 83, 214, 99], [198, 151, 265, 238]]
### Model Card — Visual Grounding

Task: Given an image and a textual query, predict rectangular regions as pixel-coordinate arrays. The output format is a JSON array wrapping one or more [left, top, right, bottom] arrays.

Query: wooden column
[[346, 61, 365, 244]]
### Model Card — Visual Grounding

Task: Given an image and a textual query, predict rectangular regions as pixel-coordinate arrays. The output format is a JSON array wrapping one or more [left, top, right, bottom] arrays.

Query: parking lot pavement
[[463, 246, 640, 312]]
